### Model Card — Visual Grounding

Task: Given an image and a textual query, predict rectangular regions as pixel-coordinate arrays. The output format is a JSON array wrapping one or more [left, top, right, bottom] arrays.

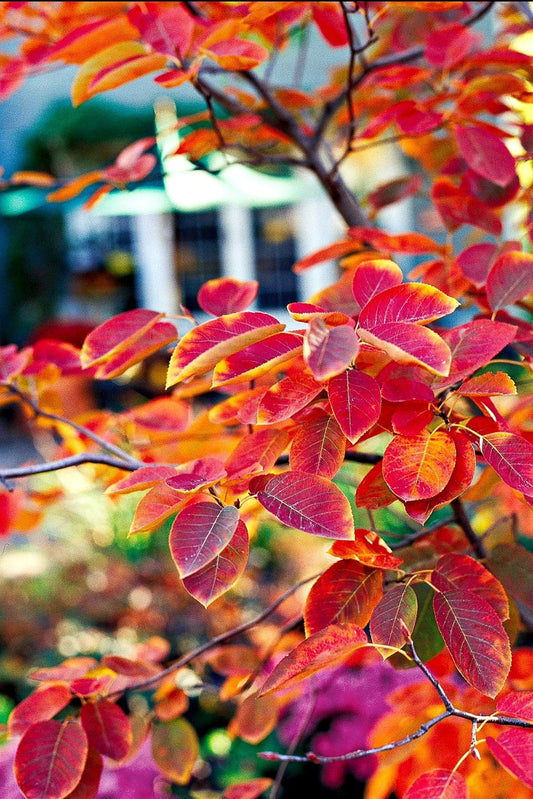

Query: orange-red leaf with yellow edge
[[456, 125, 515, 187], [106, 466, 176, 495], [203, 38, 269, 71], [358, 323, 452, 376], [257, 369, 323, 424], [370, 584, 418, 653], [47, 171, 103, 202], [123, 397, 191, 437], [72, 42, 167, 106], [347, 226, 448, 256], [169, 502, 240, 578], [458, 371, 516, 397], [129, 482, 188, 535], [151, 718, 199, 785], [328, 369, 381, 443], [486, 251, 533, 312], [480, 432, 533, 495], [290, 409, 345, 478], [155, 687, 189, 722], [213, 331, 302, 387], [433, 589, 511, 697], [91, 320, 176, 379], [260, 624, 367, 695], [330, 529, 403, 570], [225, 429, 290, 482], [355, 461, 398, 509], [303, 318, 359, 381], [47, 15, 138, 65], [352, 258, 403, 307], [80, 700, 132, 761], [404, 769, 468, 799], [8, 685, 72, 736], [432, 553, 509, 621], [405, 429, 476, 522], [209, 385, 267, 426], [198, 277, 259, 316], [182, 518, 249, 606], [228, 693, 278, 744], [256, 471, 354, 539], [224, 777, 274, 799], [487, 729, 533, 788], [383, 430, 456, 501], [81, 309, 165, 368], [166, 457, 226, 491], [304, 560, 383, 635], [359, 283, 459, 328], [167, 312, 284, 387], [15, 719, 88, 799]]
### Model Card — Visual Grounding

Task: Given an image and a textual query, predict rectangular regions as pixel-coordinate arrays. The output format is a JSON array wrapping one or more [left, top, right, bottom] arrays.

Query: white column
[[217, 205, 255, 283], [130, 213, 180, 314], [293, 184, 343, 302]]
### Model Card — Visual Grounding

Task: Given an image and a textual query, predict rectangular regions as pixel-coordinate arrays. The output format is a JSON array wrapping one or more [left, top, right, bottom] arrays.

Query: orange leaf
[[458, 371, 516, 397], [167, 312, 284, 387], [355, 461, 398, 509], [260, 624, 368, 695], [290, 409, 345, 478], [47, 171, 104, 202], [228, 693, 278, 744], [72, 42, 167, 105], [304, 560, 383, 635], [129, 482, 188, 535], [382, 430, 456, 501], [224, 778, 274, 799], [329, 529, 403, 570], [257, 368, 323, 424], [151, 718, 199, 785], [213, 331, 302, 388]]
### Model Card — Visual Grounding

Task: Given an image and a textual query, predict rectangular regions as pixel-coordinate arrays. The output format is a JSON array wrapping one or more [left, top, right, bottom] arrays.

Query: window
[[252, 207, 298, 309], [173, 211, 222, 310]]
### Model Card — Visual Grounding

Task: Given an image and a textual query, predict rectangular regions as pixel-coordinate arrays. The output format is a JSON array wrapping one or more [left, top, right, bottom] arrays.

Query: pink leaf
[[352, 259, 403, 307], [480, 432, 533, 495], [290, 409, 346, 478], [405, 769, 468, 799], [328, 369, 381, 443], [182, 519, 249, 606], [432, 553, 509, 621], [303, 319, 360, 381], [198, 277, 259, 316], [486, 250, 533, 311], [487, 729, 533, 788], [358, 283, 459, 328], [456, 125, 516, 187], [169, 502, 240, 578]]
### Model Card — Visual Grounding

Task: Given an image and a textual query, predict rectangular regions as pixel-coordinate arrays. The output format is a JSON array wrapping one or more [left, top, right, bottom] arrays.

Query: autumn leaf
[[370, 584, 418, 654], [455, 125, 515, 187], [431, 553, 509, 621], [480, 432, 533, 496], [80, 700, 132, 760], [8, 685, 72, 737], [260, 624, 368, 695], [290, 409, 346, 478], [404, 769, 468, 799], [382, 430, 456, 501], [328, 368, 381, 443], [487, 729, 533, 789], [486, 251, 533, 311], [198, 277, 259, 315], [255, 471, 354, 539], [151, 718, 199, 784], [303, 318, 360, 381], [15, 720, 88, 799], [169, 502, 240, 578], [182, 519, 249, 606]]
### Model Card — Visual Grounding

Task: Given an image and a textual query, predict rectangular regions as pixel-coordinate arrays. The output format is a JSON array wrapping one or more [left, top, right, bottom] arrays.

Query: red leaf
[[257, 370, 323, 424], [480, 432, 533, 495], [405, 769, 468, 799], [290, 409, 346, 478], [63, 747, 102, 799], [166, 457, 226, 491], [497, 690, 533, 722], [304, 560, 383, 635], [355, 461, 397, 509], [352, 258, 404, 307], [455, 125, 515, 187], [213, 332, 302, 387], [81, 309, 167, 369], [425, 22, 479, 68], [169, 502, 240, 578], [80, 700, 132, 761], [437, 319, 517, 387], [382, 430, 456, 501], [198, 278, 259, 316], [8, 685, 72, 736], [151, 718, 199, 784], [486, 250, 533, 311], [488, 543, 533, 613], [433, 589, 511, 697], [260, 624, 368, 695], [256, 471, 354, 539], [370, 584, 418, 653], [367, 177, 423, 214], [381, 378, 434, 403], [432, 553, 509, 621], [15, 720, 88, 799], [225, 429, 290, 482], [303, 319, 359, 381], [106, 466, 178, 495], [129, 482, 188, 535], [454, 242, 497, 287], [431, 176, 503, 236], [358, 323, 452, 376], [487, 729, 533, 788], [328, 369, 381, 443], [358, 283, 459, 328], [167, 312, 284, 386], [329, 529, 403, 570], [292, 239, 362, 274], [204, 38, 269, 71], [182, 519, 249, 606], [312, 3, 349, 46]]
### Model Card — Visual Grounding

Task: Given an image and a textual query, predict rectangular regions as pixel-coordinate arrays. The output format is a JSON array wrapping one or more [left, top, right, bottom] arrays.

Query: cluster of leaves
[[2, 2, 533, 798]]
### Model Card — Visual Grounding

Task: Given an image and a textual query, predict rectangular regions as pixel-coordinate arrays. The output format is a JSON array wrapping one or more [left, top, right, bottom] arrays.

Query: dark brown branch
[[0, 453, 140, 483], [452, 498, 487, 559]]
